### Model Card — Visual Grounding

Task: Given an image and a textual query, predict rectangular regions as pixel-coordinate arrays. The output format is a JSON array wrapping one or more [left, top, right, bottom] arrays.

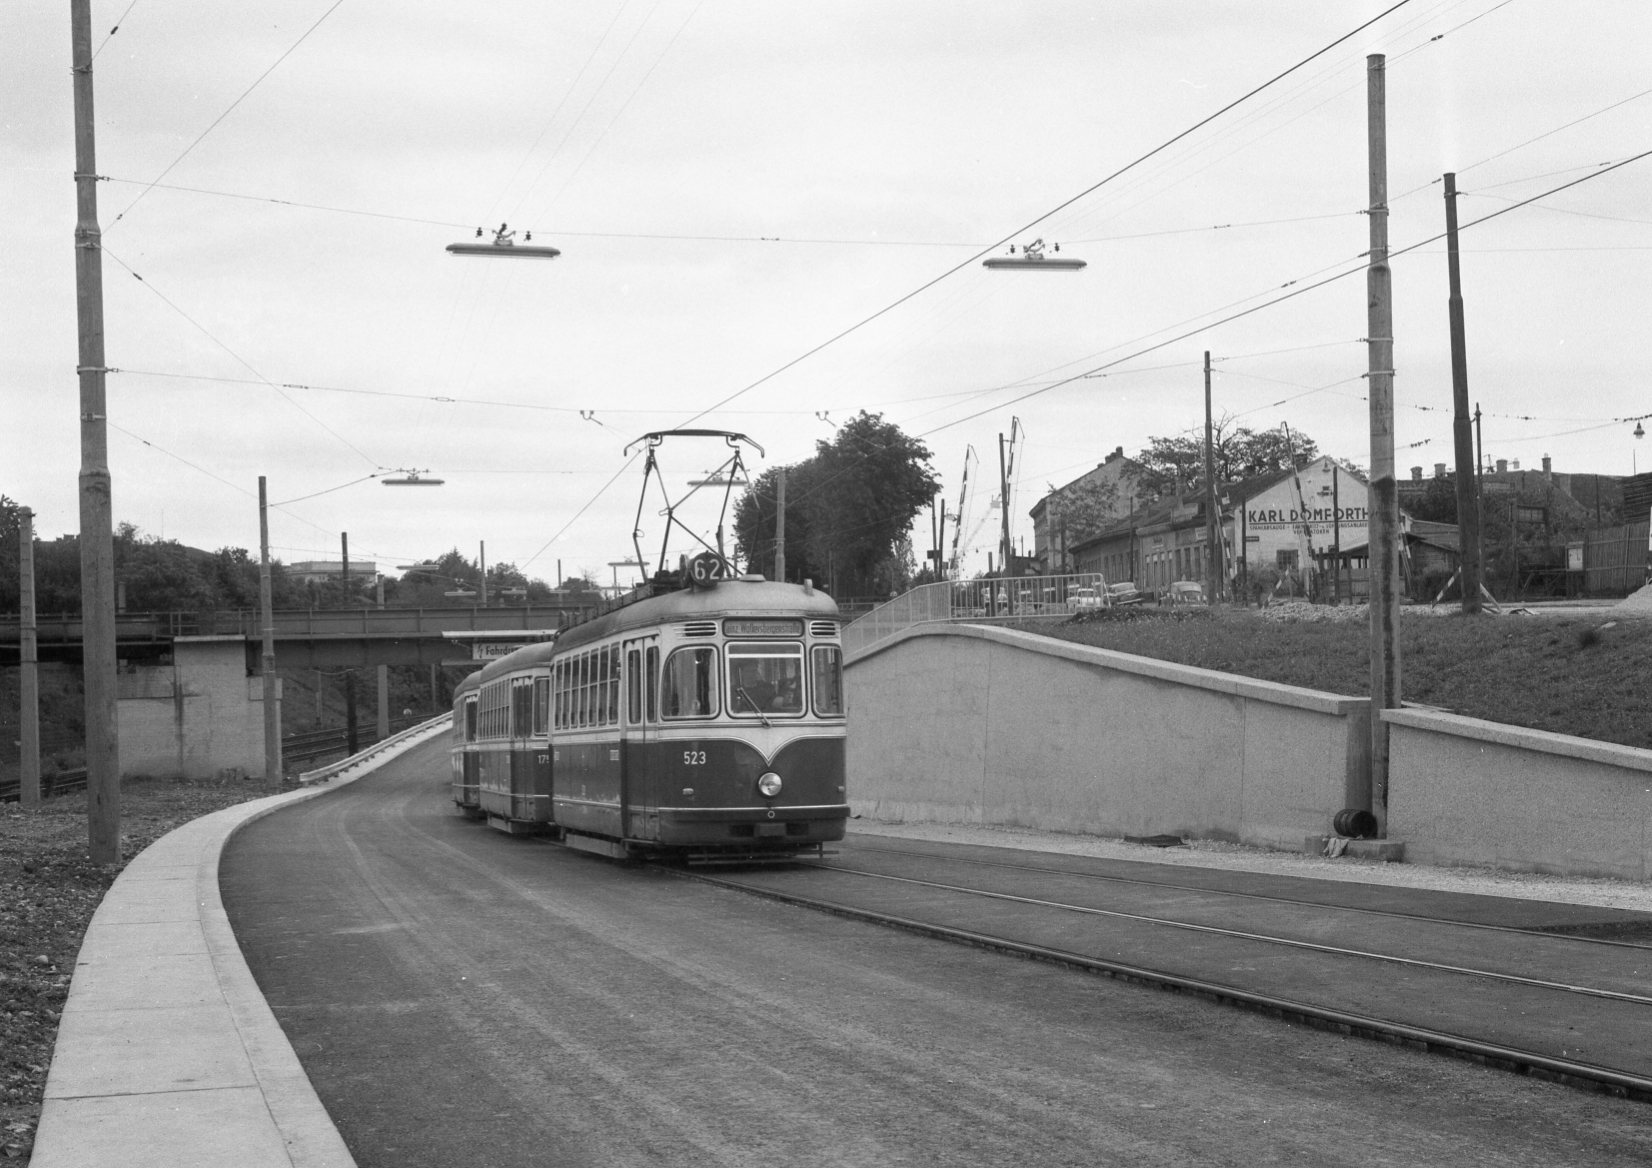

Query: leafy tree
[[1135, 418, 1320, 497], [734, 412, 938, 597]]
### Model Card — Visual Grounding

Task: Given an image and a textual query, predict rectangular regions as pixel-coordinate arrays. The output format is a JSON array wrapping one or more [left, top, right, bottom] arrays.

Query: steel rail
[[669, 867, 1652, 1102], [841, 841, 1652, 951], [809, 864, 1652, 1007]]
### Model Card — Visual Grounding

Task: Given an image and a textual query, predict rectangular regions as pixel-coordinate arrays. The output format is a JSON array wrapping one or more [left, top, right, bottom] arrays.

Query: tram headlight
[[757, 772, 783, 798]]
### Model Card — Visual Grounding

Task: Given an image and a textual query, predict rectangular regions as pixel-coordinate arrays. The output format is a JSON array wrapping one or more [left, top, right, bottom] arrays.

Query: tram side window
[[533, 678, 549, 736], [608, 645, 621, 725], [661, 646, 717, 719], [812, 645, 843, 716], [464, 699, 478, 742], [626, 650, 642, 724], [577, 653, 590, 727], [512, 682, 532, 739], [645, 646, 659, 722]]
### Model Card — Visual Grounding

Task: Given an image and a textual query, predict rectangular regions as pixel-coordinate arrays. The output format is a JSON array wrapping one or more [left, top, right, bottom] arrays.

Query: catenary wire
[[106, 0, 348, 231], [672, 1, 1417, 430]]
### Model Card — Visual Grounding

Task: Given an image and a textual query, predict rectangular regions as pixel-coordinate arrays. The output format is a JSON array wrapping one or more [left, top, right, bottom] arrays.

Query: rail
[[299, 710, 453, 785], [0, 767, 88, 804], [282, 713, 429, 764], [843, 573, 1106, 658]]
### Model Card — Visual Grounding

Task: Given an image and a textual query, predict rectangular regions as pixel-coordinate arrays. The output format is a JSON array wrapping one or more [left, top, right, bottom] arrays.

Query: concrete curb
[[30, 715, 452, 1168]]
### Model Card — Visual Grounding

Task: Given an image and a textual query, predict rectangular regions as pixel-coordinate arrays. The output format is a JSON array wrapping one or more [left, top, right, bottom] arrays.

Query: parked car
[[1167, 580, 1207, 607], [1067, 586, 1108, 612], [1107, 581, 1144, 606]]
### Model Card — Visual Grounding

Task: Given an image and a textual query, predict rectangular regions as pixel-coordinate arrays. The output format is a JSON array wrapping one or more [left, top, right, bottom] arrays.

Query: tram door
[[620, 636, 658, 840]]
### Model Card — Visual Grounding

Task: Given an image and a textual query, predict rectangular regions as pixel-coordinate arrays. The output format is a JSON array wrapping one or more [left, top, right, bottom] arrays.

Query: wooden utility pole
[[341, 532, 350, 597], [344, 670, 359, 756], [19, 508, 41, 808], [1474, 404, 1487, 594], [258, 479, 281, 786], [72, 0, 120, 863], [1366, 54, 1400, 835], [375, 574, 389, 740], [1332, 465, 1342, 605], [998, 432, 1012, 596], [1203, 351, 1221, 602], [479, 541, 488, 606], [774, 467, 787, 582], [1444, 173, 1482, 613]]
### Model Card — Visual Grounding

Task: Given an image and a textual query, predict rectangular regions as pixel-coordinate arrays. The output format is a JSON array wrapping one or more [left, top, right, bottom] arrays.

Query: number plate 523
[[682, 750, 707, 766]]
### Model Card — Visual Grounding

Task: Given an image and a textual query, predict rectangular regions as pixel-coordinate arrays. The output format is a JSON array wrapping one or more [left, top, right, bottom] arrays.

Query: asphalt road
[[220, 738, 1652, 1167]]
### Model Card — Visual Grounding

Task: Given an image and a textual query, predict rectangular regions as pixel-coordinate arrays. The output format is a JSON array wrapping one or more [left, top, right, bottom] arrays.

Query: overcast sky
[[6, 1, 1650, 588]]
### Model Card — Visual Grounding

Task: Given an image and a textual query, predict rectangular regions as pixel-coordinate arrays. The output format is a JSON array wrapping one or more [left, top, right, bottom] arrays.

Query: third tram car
[[451, 572, 847, 858]]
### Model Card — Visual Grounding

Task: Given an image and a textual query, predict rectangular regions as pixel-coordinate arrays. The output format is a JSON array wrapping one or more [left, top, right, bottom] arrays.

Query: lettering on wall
[[1246, 506, 1367, 530]]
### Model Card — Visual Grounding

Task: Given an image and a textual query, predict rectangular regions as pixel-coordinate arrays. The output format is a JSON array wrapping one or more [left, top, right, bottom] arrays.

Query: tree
[[1134, 418, 1320, 497], [734, 412, 938, 597]]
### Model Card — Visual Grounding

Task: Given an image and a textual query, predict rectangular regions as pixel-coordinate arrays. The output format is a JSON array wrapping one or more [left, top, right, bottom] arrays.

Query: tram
[[450, 572, 848, 857]]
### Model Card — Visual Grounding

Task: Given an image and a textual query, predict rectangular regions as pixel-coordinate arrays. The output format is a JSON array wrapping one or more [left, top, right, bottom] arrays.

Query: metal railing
[[843, 573, 1108, 658], [0, 604, 595, 645], [299, 711, 453, 785]]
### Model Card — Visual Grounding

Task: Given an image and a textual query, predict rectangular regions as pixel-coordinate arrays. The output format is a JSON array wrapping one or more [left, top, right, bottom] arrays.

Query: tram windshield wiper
[[737, 686, 772, 727]]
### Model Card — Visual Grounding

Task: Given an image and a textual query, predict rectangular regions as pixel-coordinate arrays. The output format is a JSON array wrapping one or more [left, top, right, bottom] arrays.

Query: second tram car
[[452, 575, 847, 857]]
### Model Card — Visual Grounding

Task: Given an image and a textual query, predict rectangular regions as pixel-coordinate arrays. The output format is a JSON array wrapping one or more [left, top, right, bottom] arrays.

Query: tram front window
[[727, 642, 804, 717]]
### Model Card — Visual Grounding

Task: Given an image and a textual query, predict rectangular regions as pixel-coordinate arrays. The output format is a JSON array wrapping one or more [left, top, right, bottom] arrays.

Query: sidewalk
[[29, 718, 449, 1168], [850, 818, 1652, 913]]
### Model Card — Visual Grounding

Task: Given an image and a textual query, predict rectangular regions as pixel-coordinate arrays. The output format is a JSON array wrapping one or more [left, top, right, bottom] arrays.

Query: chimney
[[1105, 445, 1123, 463], [1433, 462, 1447, 479], [1496, 459, 1508, 474], [1542, 454, 1552, 475], [1512, 459, 1521, 471], [1410, 466, 1423, 481]]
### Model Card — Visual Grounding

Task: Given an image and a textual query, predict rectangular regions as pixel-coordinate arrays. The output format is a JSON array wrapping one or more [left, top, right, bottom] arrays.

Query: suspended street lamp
[[983, 238, 1086, 271], [446, 222, 561, 260], [381, 469, 445, 486]]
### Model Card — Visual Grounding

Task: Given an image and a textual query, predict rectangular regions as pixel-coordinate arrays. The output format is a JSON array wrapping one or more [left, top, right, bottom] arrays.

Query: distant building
[[1028, 446, 1146, 572], [288, 560, 378, 585]]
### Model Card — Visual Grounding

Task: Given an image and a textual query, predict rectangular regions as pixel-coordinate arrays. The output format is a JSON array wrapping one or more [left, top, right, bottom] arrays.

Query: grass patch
[[0, 776, 270, 1160], [1017, 609, 1652, 750]]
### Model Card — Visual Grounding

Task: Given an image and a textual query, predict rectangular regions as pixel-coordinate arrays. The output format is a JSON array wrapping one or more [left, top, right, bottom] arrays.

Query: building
[[288, 559, 378, 585], [1028, 446, 1146, 572], [1069, 456, 1390, 595]]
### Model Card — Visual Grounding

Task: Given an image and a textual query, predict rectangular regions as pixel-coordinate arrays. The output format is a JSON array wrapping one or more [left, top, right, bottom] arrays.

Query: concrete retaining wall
[[1384, 708, 1652, 880], [845, 623, 1369, 850]]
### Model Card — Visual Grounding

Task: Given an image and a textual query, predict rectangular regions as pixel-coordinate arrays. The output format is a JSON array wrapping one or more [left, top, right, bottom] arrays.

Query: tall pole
[[774, 468, 787, 582], [1332, 465, 1342, 605], [258, 479, 281, 786], [1203, 351, 1220, 602], [19, 509, 41, 809], [1444, 173, 1482, 614], [1366, 54, 1400, 836], [998, 432, 1012, 586], [341, 532, 350, 599], [479, 541, 488, 606], [1474, 403, 1486, 597], [72, 0, 119, 863]]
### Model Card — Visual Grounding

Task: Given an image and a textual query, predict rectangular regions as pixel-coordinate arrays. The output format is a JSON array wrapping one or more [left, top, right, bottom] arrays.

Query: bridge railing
[[842, 573, 1107, 659], [0, 604, 594, 643]]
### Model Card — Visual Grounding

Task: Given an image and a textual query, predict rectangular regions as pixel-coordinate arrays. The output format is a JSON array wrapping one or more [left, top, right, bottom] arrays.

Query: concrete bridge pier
[[116, 635, 278, 780]]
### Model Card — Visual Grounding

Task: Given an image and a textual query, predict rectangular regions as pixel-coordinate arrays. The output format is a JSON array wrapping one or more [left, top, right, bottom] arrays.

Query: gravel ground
[[850, 818, 1652, 913], [0, 778, 271, 1163]]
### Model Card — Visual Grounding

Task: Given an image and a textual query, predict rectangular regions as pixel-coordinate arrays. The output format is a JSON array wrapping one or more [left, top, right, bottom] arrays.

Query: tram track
[[659, 844, 1652, 1103]]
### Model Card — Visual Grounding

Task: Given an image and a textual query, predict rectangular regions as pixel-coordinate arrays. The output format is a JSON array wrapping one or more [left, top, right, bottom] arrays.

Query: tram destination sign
[[723, 618, 804, 637]]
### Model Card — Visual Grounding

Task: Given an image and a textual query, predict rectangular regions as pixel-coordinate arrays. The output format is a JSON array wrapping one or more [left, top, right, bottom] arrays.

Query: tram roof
[[471, 578, 840, 684]]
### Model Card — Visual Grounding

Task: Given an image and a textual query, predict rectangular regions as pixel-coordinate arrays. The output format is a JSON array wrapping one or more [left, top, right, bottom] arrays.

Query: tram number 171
[[683, 750, 707, 766]]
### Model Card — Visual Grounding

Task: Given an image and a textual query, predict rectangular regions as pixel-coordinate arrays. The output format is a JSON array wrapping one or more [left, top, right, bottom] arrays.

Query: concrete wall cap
[[171, 634, 249, 643], [1382, 706, 1652, 774], [849, 621, 1366, 716]]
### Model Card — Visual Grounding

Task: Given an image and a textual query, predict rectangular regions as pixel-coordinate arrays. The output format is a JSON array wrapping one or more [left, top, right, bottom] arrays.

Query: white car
[[1067, 586, 1107, 612]]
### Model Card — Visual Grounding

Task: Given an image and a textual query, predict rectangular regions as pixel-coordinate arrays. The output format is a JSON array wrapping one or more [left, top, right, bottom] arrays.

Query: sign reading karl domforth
[[1228, 456, 1370, 566]]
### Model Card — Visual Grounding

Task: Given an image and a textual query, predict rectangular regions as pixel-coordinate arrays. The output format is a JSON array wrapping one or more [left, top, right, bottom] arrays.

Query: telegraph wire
[[520, 453, 641, 570], [101, 247, 381, 467], [673, 0, 1417, 429], [92, 0, 141, 60], [915, 146, 1652, 439], [107, 0, 348, 230]]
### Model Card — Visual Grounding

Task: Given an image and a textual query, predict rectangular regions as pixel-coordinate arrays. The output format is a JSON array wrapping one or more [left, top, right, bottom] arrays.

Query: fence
[[844, 573, 1106, 658], [1583, 518, 1651, 596]]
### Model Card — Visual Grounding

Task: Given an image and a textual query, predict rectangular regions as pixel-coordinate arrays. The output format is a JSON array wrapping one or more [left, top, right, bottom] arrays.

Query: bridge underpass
[[0, 605, 582, 781]]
